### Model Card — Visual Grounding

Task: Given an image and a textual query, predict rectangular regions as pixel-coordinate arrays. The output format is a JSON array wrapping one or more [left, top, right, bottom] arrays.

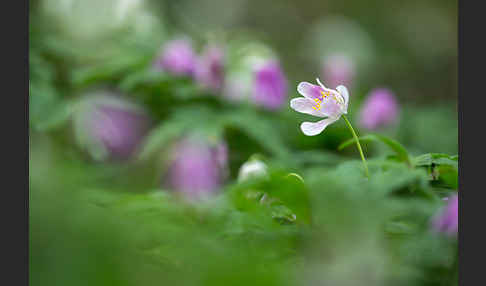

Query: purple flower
[[195, 45, 225, 92], [432, 194, 458, 236], [154, 38, 196, 76], [73, 91, 151, 161], [252, 61, 288, 110], [322, 54, 355, 89], [166, 137, 228, 199], [359, 88, 399, 130]]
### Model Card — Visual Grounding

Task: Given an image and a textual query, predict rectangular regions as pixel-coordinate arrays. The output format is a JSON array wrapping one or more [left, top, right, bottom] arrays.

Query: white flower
[[290, 78, 349, 136], [237, 160, 268, 182]]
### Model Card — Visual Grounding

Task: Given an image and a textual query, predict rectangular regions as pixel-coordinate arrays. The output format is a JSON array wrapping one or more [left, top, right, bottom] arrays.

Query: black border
[[458, 0, 483, 285], [5, 0, 29, 284]]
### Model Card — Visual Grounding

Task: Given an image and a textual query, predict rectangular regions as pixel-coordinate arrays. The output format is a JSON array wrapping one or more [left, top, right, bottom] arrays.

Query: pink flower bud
[[359, 88, 399, 130]]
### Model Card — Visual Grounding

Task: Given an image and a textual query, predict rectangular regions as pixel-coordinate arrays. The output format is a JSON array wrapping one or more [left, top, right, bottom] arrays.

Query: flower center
[[312, 90, 344, 111]]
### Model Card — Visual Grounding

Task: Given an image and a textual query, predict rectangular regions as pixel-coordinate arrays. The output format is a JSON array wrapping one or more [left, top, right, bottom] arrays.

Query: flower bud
[[237, 159, 268, 182], [252, 60, 288, 110], [432, 194, 458, 236], [221, 43, 287, 110], [72, 91, 151, 161], [166, 136, 228, 199], [194, 45, 225, 92], [359, 88, 399, 130], [322, 53, 355, 89], [154, 37, 196, 76]]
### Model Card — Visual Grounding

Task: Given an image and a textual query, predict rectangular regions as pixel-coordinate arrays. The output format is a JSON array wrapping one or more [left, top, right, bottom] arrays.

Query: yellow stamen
[[313, 97, 323, 110]]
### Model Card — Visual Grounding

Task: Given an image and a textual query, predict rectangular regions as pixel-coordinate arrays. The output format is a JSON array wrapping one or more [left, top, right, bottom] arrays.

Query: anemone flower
[[290, 78, 368, 177], [290, 78, 349, 136]]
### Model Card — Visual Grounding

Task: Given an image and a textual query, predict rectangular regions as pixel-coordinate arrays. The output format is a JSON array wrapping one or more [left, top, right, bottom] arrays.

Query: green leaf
[[412, 153, 458, 169], [137, 121, 188, 161], [338, 133, 412, 167], [137, 107, 225, 161], [34, 102, 73, 131], [71, 54, 150, 88], [29, 82, 73, 131], [413, 153, 458, 189], [435, 165, 458, 190], [228, 168, 312, 225], [118, 69, 172, 92], [223, 109, 289, 157]]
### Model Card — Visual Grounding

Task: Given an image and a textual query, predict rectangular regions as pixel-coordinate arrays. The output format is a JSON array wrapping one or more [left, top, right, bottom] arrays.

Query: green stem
[[342, 115, 369, 178]]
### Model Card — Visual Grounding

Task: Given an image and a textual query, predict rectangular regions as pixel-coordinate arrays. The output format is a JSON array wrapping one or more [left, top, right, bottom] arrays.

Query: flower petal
[[316, 78, 328, 90], [297, 82, 324, 100], [290, 98, 327, 117], [319, 98, 344, 118], [300, 117, 338, 136], [336, 85, 349, 112]]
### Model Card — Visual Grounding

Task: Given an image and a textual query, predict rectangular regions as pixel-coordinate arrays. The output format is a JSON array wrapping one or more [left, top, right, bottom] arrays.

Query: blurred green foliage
[[30, 0, 458, 285]]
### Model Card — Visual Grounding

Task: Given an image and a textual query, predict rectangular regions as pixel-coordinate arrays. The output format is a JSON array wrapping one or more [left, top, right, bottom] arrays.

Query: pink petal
[[290, 98, 327, 117], [297, 82, 324, 100], [319, 98, 343, 118]]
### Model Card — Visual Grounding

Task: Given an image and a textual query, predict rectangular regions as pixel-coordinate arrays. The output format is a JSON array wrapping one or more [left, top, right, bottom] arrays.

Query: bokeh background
[[29, 0, 458, 285]]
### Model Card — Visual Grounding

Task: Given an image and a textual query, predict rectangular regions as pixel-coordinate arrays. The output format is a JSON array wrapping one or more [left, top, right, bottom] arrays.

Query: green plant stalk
[[342, 115, 369, 178]]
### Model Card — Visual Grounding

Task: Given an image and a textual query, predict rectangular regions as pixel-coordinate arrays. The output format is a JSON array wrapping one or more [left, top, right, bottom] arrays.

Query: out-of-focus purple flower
[[73, 91, 151, 161], [432, 194, 458, 236], [359, 88, 399, 130], [154, 38, 196, 76], [252, 61, 288, 110], [213, 141, 229, 175], [195, 45, 225, 92], [322, 54, 356, 89], [166, 137, 228, 199]]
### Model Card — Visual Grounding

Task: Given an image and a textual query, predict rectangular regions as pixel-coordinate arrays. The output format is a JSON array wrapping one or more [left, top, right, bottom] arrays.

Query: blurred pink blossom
[[432, 194, 458, 236], [195, 45, 225, 92], [252, 60, 288, 110], [73, 91, 151, 161], [154, 38, 196, 76], [359, 88, 399, 130], [322, 54, 355, 89], [166, 136, 228, 200]]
